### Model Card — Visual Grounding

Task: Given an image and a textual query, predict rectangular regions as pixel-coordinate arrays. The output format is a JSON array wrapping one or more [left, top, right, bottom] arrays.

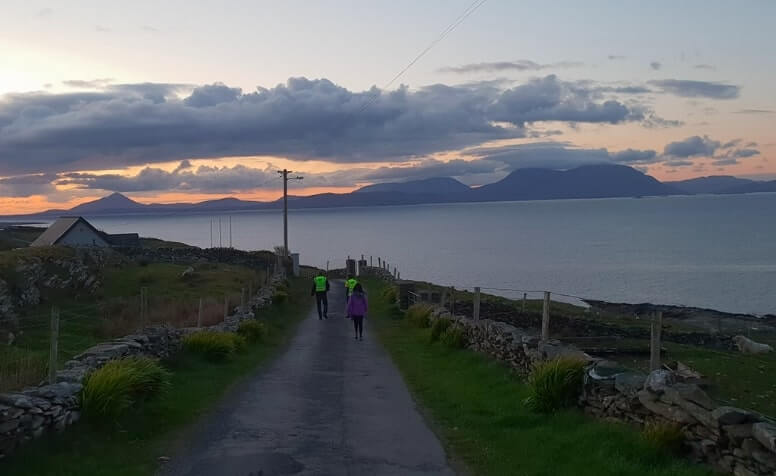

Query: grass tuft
[[429, 318, 452, 342], [524, 357, 587, 414], [182, 331, 245, 362], [441, 324, 467, 348], [81, 357, 171, 419], [237, 320, 268, 343], [406, 303, 433, 328], [643, 421, 685, 454]]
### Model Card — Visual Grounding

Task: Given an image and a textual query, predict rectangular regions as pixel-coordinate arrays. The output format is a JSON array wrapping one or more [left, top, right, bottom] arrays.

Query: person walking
[[346, 283, 368, 340], [344, 275, 358, 317], [311, 271, 330, 320]]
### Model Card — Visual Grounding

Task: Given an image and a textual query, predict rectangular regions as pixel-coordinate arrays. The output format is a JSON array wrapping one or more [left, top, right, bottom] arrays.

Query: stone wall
[[0, 272, 285, 460], [424, 305, 776, 476]]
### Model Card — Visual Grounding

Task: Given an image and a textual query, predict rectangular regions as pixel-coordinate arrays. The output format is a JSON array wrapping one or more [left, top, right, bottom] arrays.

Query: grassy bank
[[363, 278, 710, 476], [0, 277, 310, 476]]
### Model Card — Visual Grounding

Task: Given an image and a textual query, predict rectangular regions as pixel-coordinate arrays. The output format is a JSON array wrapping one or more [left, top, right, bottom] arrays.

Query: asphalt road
[[161, 280, 454, 476]]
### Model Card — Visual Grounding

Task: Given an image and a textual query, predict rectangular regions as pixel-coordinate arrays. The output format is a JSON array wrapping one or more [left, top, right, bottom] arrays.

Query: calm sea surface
[[31, 194, 776, 315]]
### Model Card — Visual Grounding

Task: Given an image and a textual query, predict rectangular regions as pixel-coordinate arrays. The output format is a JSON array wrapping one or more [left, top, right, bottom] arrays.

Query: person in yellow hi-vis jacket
[[311, 271, 330, 320]]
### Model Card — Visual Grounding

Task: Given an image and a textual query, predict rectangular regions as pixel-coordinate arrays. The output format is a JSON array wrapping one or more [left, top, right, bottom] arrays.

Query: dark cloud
[[438, 60, 582, 74], [0, 173, 57, 197], [490, 75, 641, 124], [0, 76, 652, 176], [608, 55, 626, 60], [650, 61, 662, 71], [664, 135, 720, 157], [648, 79, 740, 99], [711, 158, 739, 166], [664, 160, 694, 167], [694, 64, 716, 70]]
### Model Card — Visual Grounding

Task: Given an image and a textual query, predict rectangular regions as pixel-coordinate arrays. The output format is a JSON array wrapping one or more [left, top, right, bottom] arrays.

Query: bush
[[81, 357, 171, 418], [643, 421, 685, 454], [237, 320, 268, 343], [183, 331, 245, 361], [406, 303, 433, 328], [430, 318, 452, 342], [441, 325, 467, 349], [272, 290, 289, 304], [523, 357, 586, 413]]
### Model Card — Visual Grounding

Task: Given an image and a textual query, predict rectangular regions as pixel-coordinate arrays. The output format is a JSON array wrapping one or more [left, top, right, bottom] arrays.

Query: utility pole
[[278, 169, 303, 257]]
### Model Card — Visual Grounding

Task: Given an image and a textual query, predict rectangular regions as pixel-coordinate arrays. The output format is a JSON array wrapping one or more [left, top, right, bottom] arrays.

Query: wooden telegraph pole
[[278, 169, 303, 258]]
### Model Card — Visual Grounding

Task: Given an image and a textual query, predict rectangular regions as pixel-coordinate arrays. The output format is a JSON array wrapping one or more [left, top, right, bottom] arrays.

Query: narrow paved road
[[162, 281, 454, 476]]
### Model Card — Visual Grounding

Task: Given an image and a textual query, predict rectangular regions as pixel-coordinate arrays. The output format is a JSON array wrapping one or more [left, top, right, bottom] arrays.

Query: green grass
[[0, 277, 311, 476], [182, 331, 246, 362], [363, 277, 711, 476]]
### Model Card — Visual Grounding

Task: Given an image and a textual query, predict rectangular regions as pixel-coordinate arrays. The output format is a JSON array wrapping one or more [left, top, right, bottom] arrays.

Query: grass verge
[[0, 277, 310, 476], [363, 278, 711, 476]]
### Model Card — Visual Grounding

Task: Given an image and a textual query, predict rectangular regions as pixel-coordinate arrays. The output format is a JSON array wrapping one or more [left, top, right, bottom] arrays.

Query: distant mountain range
[[4, 164, 776, 219]]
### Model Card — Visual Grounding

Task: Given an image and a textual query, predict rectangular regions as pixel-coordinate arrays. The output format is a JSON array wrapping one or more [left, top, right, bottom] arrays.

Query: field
[[1, 252, 268, 391]]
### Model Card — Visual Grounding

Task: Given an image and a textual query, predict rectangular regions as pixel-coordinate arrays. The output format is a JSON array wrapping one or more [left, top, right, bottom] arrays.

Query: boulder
[[644, 369, 675, 393], [712, 407, 759, 426], [637, 390, 694, 424], [752, 422, 776, 453], [662, 383, 715, 410], [723, 424, 754, 445], [614, 372, 646, 396]]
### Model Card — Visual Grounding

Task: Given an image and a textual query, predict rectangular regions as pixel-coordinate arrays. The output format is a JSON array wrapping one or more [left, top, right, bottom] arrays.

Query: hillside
[[667, 176, 756, 194], [473, 164, 677, 201], [355, 177, 471, 195]]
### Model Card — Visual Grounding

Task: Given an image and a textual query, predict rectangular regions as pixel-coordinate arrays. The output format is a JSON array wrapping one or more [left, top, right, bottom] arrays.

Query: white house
[[30, 216, 112, 248]]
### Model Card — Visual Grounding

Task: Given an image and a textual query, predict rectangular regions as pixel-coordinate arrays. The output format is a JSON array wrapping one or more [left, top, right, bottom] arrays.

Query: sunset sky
[[1, 0, 774, 214]]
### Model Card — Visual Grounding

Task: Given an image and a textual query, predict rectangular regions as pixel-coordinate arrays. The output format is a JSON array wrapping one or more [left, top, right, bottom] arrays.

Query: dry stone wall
[[424, 305, 776, 476], [0, 273, 285, 460]]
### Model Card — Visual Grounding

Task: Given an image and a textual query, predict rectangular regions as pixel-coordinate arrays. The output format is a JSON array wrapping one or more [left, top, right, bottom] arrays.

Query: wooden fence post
[[541, 291, 551, 342], [48, 306, 60, 384], [473, 287, 481, 321], [450, 286, 456, 315], [370, 256, 373, 267], [440, 289, 447, 309], [522, 292, 527, 313], [241, 287, 246, 309], [197, 298, 203, 328], [650, 312, 663, 371], [224, 295, 229, 320]]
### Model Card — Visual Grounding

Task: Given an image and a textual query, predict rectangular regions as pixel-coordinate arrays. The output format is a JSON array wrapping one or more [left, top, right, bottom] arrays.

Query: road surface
[[162, 280, 454, 476]]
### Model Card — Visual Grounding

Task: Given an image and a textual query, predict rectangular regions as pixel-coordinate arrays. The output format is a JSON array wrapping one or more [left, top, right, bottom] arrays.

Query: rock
[[0, 419, 19, 433], [712, 407, 758, 425], [752, 422, 776, 453], [676, 399, 718, 430], [0, 394, 32, 409], [661, 383, 715, 410], [644, 369, 675, 393], [732, 464, 758, 476], [614, 372, 646, 396], [638, 390, 694, 424], [723, 424, 754, 445], [732, 335, 774, 354]]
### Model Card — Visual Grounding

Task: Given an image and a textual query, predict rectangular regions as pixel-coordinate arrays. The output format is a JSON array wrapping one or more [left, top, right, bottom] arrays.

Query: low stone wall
[[0, 272, 286, 460], [424, 305, 776, 476]]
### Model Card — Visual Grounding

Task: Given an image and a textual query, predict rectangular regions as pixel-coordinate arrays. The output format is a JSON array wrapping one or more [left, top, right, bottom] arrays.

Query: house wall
[[57, 224, 110, 247]]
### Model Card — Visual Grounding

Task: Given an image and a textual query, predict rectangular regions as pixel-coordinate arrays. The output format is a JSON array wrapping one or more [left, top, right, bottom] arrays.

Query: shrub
[[81, 357, 170, 418], [523, 357, 586, 413], [183, 331, 245, 361], [430, 318, 452, 342], [441, 325, 467, 349], [272, 290, 289, 304], [406, 303, 433, 328], [237, 320, 267, 343], [643, 421, 685, 454]]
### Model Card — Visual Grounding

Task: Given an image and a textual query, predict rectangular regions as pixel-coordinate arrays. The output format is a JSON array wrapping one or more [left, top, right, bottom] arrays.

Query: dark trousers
[[352, 315, 364, 336], [315, 292, 328, 319]]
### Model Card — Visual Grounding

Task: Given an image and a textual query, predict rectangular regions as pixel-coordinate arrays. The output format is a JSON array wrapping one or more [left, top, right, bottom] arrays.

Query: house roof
[[30, 216, 104, 247]]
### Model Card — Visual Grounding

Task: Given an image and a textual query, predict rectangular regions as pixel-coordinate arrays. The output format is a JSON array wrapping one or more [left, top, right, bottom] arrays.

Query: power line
[[354, 0, 489, 116]]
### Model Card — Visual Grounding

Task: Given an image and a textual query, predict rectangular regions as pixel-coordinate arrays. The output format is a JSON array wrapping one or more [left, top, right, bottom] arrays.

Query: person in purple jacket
[[346, 283, 368, 340]]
